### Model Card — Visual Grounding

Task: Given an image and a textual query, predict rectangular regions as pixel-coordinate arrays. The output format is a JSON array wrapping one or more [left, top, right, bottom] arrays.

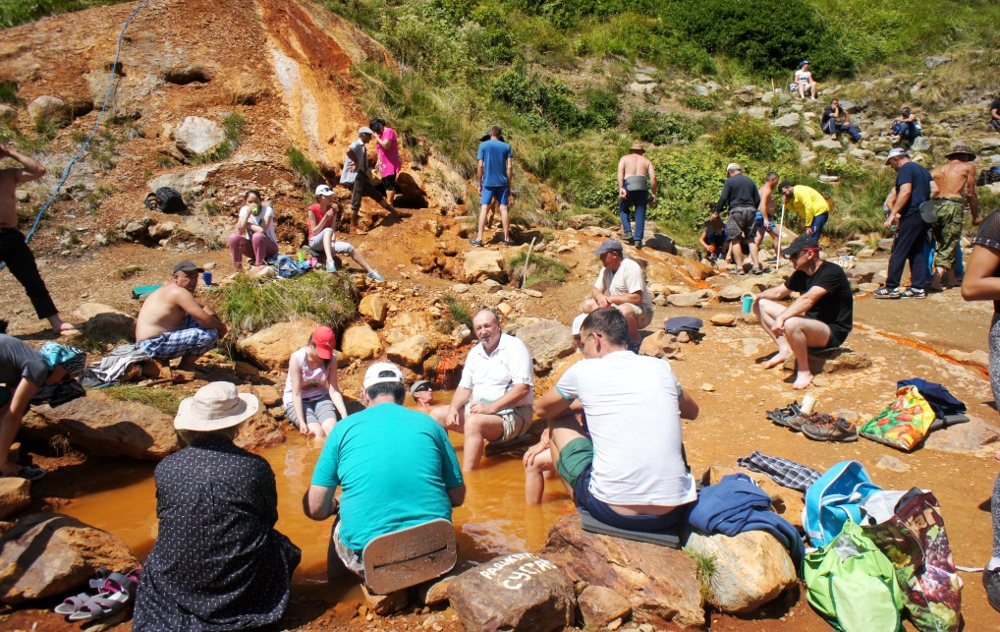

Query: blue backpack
[[273, 254, 311, 279], [803, 461, 883, 548]]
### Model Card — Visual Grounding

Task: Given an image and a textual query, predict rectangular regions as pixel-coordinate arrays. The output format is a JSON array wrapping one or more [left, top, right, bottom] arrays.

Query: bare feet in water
[[763, 352, 790, 369]]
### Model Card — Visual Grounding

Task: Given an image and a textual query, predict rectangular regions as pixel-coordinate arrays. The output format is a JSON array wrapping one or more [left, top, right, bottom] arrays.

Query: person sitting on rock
[[226, 190, 279, 279], [134, 383, 300, 631], [135, 260, 227, 374], [821, 99, 862, 142], [535, 308, 700, 531], [990, 94, 1000, 135], [580, 239, 654, 352], [891, 107, 921, 145], [716, 163, 763, 274], [430, 309, 534, 471], [794, 60, 817, 100], [0, 337, 85, 480], [749, 236, 853, 390], [340, 127, 409, 235], [284, 326, 348, 439], [307, 185, 385, 281], [699, 209, 728, 263], [779, 181, 830, 242], [304, 363, 464, 583]]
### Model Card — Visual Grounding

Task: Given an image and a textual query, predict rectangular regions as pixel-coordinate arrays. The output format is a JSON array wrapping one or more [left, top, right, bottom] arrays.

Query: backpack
[[273, 254, 311, 279], [154, 187, 186, 214], [803, 520, 904, 632], [859, 385, 937, 452], [804, 460, 882, 548]]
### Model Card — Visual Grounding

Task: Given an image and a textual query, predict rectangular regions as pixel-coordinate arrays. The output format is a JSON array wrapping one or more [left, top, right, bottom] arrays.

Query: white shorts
[[309, 229, 355, 254]]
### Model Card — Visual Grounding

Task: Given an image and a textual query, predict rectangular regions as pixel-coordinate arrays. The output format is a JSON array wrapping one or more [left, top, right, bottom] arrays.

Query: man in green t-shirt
[[303, 362, 465, 580]]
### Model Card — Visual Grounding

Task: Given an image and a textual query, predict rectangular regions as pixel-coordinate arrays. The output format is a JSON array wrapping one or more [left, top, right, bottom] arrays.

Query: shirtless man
[[0, 143, 77, 335], [755, 172, 782, 262], [617, 142, 658, 248], [135, 260, 227, 372], [929, 143, 980, 289]]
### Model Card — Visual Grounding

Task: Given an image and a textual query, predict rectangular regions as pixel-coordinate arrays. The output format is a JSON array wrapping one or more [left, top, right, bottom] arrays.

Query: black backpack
[[149, 187, 186, 214]]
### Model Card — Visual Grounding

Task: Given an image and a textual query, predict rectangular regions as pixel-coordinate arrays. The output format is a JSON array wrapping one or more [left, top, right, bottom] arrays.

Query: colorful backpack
[[859, 385, 936, 451], [804, 460, 882, 548]]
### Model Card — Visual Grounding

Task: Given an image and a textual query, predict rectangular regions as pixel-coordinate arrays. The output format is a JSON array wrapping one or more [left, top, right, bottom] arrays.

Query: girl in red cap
[[283, 326, 348, 438]]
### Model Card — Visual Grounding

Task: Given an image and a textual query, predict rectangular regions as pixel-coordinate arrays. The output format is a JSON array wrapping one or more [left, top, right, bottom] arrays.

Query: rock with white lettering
[[449, 552, 576, 632]]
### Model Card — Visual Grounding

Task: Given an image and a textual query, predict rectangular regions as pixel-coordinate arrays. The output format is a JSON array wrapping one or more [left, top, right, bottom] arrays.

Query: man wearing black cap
[[749, 236, 853, 390], [135, 260, 227, 372], [581, 239, 653, 352]]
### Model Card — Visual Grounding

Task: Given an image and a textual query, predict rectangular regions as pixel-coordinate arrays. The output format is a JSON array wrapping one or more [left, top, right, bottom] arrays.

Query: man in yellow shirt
[[780, 182, 830, 242]]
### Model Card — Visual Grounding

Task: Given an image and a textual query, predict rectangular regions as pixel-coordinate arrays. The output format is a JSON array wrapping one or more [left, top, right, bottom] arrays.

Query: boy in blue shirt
[[472, 126, 514, 247]]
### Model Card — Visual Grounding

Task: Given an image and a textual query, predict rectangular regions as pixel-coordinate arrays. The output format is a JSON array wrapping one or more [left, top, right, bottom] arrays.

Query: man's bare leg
[[754, 298, 792, 368], [457, 412, 504, 471], [47, 315, 79, 336], [525, 450, 554, 504], [732, 240, 745, 271], [178, 355, 200, 372], [499, 205, 511, 242], [580, 298, 599, 314], [749, 241, 761, 270], [547, 415, 588, 502], [475, 204, 489, 243], [616, 305, 640, 345], [0, 406, 21, 476], [783, 317, 833, 389]]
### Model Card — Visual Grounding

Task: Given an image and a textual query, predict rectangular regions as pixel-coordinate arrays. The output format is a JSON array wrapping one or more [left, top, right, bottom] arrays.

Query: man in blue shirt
[[303, 363, 465, 581], [472, 126, 514, 247], [876, 148, 933, 299]]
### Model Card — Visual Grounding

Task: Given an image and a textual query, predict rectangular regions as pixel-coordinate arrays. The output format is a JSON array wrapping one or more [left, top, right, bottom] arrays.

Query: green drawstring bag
[[803, 520, 904, 632]]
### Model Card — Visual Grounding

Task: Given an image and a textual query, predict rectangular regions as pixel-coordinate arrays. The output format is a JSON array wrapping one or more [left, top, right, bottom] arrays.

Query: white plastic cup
[[801, 395, 817, 414]]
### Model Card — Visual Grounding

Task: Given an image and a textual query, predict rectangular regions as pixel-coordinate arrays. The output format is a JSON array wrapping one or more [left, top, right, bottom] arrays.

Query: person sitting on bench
[[303, 363, 465, 584], [748, 236, 853, 390], [307, 185, 384, 281], [534, 308, 700, 532]]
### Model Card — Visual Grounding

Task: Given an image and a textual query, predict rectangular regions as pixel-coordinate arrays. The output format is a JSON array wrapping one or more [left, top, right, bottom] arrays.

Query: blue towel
[[687, 473, 804, 566], [897, 378, 966, 418]]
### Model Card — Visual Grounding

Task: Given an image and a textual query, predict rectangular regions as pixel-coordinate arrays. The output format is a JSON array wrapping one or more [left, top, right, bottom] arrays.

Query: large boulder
[[782, 348, 872, 374], [541, 515, 704, 628], [0, 478, 30, 521], [516, 320, 575, 373], [773, 113, 800, 128], [359, 294, 389, 327], [73, 303, 136, 340], [449, 552, 576, 632], [174, 116, 225, 155], [340, 322, 382, 360], [0, 513, 139, 605], [148, 165, 216, 198], [387, 335, 433, 370], [23, 396, 180, 460], [237, 320, 320, 371], [684, 531, 797, 614], [463, 250, 507, 283], [27, 96, 69, 126], [578, 585, 632, 628]]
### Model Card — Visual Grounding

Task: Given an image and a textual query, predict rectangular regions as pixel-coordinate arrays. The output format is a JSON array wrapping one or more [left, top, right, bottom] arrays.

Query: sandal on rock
[[17, 465, 46, 481]]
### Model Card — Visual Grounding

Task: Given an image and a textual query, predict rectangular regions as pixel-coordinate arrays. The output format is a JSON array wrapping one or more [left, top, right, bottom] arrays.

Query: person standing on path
[[960, 208, 1000, 613], [0, 143, 78, 335], [928, 143, 980, 290], [755, 172, 782, 261], [340, 127, 408, 235], [616, 141, 657, 249], [369, 118, 403, 208], [471, 126, 514, 247], [716, 163, 762, 274], [876, 148, 933, 299]]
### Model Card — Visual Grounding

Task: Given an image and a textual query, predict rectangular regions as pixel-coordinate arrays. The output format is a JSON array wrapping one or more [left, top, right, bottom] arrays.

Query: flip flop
[[16, 465, 46, 481]]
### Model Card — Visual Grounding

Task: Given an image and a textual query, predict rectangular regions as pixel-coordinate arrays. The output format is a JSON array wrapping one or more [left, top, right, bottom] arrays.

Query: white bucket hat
[[174, 382, 259, 431]]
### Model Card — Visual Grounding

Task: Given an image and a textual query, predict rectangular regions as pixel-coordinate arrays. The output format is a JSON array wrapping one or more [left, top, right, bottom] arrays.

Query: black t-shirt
[[784, 261, 854, 342], [895, 161, 932, 218], [822, 106, 837, 125], [716, 173, 760, 213], [972, 209, 1000, 313], [991, 98, 1000, 116], [0, 334, 48, 389]]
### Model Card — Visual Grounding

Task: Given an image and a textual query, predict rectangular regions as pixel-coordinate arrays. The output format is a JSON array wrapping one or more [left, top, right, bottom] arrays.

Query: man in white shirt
[[580, 239, 653, 352], [430, 309, 534, 470], [535, 308, 699, 531]]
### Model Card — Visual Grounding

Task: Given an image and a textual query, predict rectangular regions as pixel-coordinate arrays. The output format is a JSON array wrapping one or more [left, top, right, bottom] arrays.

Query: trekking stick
[[522, 237, 536, 288], [776, 202, 786, 267]]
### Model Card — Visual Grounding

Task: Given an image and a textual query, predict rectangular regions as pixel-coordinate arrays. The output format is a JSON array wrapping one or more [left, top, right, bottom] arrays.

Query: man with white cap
[[716, 163, 762, 274], [580, 239, 653, 353], [340, 127, 409, 234], [307, 185, 385, 280], [135, 382, 300, 631], [876, 147, 933, 299], [304, 362, 464, 581]]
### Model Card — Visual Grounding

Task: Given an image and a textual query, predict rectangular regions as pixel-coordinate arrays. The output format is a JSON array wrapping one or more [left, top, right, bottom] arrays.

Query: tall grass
[[103, 385, 184, 416], [0, 0, 132, 29]]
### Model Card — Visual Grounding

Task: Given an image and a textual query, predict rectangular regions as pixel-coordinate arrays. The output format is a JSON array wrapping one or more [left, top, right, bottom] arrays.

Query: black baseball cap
[[173, 260, 204, 274], [782, 236, 820, 257]]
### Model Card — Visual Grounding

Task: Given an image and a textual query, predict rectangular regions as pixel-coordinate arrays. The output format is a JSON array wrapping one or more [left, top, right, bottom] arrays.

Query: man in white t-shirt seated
[[580, 239, 653, 353], [535, 308, 699, 531], [430, 309, 534, 470]]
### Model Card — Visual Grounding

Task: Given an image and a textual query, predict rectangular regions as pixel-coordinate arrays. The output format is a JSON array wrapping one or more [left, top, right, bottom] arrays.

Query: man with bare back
[[929, 143, 980, 290], [0, 143, 77, 335], [135, 260, 227, 372], [617, 142, 658, 248]]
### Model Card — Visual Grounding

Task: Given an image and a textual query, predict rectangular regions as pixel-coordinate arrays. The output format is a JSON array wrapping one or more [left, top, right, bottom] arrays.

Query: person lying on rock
[[303, 363, 464, 583], [307, 184, 385, 281], [430, 309, 534, 470], [580, 239, 653, 353], [339, 127, 409, 235], [0, 337, 85, 480], [135, 260, 227, 374], [535, 308, 699, 532], [134, 383, 300, 631], [749, 236, 853, 390], [225, 189, 279, 280], [284, 326, 348, 439]]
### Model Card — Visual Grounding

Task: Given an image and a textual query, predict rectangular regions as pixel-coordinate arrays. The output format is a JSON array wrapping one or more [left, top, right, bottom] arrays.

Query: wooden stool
[[362, 519, 457, 595]]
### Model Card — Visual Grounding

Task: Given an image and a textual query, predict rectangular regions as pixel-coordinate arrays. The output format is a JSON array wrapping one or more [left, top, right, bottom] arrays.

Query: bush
[[679, 94, 716, 112], [507, 251, 569, 287], [441, 294, 473, 329], [712, 115, 798, 164], [103, 385, 184, 416], [0, 0, 132, 29], [287, 147, 323, 190], [628, 109, 700, 145]]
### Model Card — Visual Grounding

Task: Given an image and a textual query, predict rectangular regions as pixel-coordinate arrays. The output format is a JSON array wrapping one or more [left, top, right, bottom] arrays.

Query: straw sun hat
[[174, 382, 259, 432]]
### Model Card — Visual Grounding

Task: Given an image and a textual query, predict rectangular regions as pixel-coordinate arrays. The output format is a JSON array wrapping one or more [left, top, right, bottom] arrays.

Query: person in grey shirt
[[340, 127, 409, 234], [716, 163, 762, 275]]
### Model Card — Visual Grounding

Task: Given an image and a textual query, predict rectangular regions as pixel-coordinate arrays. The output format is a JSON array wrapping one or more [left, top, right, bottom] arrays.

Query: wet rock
[[542, 515, 704, 628], [359, 294, 389, 326], [341, 322, 382, 360], [517, 319, 575, 372], [237, 319, 321, 370], [711, 314, 736, 327], [773, 113, 800, 128], [23, 396, 180, 460], [449, 552, 576, 632], [235, 408, 285, 451], [877, 455, 910, 472], [387, 335, 433, 370], [719, 286, 745, 301], [0, 513, 139, 604], [684, 530, 796, 614], [567, 214, 602, 229], [73, 303, 136, 339], [924, 416, 1000, 455], [27, 96, 69, 126], [463, 250, 507, 284], [668, 292, 703, 308], [174, 116, 225, 155], [783, 348, 872, 375], [579, 585, 632, 628], [0, 478, 30, 521]]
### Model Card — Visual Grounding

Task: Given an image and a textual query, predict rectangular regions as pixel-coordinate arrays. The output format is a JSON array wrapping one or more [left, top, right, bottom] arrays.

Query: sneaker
[[469, 239, 483, 247], [623, 231, 633, 242], [367, 271, 385, 282], [873, 287, 901, 299], [504, 240, 516, 247], [801, 416, 858, 442], [633, 240, 643, 249], [985, 568, 1000, 613], [749, 267, 762, 275], [326, 261, 337, 272], [901, 287, 926, 299]]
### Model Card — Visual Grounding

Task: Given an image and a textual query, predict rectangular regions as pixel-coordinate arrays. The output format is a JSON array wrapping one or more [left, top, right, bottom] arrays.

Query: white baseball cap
[[571, 314, 587, 336], [359, 126, 374, 135], [363, 362, 404, 389], [315, 184, 335, 197]]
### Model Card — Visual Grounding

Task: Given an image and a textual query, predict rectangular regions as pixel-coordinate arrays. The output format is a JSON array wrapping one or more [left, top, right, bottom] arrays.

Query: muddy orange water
[[58, 392, 573, 591]]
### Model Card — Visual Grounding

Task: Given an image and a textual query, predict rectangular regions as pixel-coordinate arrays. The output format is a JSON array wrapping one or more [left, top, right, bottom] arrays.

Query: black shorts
[[382, 174, 397, 192], [726, 207, 756, 241], [825, 326, 849, 349]]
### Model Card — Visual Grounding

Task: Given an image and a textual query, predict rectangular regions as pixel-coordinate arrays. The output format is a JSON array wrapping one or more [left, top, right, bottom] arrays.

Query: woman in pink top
[[283, 326, 348, 438], [370, 118, 402, 206]]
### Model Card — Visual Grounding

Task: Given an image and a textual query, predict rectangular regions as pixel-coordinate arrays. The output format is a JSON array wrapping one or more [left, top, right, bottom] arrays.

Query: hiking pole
[[522, 237, 536, 288], [775, 202, 786, 268]]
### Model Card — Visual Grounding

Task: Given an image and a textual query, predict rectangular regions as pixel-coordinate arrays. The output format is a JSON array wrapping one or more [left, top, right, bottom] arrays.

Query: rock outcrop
[[516, 319, 575, 373], [237, 319, 321, 371], [463, 251, 507, 283], [0, 478, 31, 521]]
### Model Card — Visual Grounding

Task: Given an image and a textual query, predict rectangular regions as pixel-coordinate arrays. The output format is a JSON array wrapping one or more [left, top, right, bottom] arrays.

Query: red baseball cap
[[312, 326, 336, 359]]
